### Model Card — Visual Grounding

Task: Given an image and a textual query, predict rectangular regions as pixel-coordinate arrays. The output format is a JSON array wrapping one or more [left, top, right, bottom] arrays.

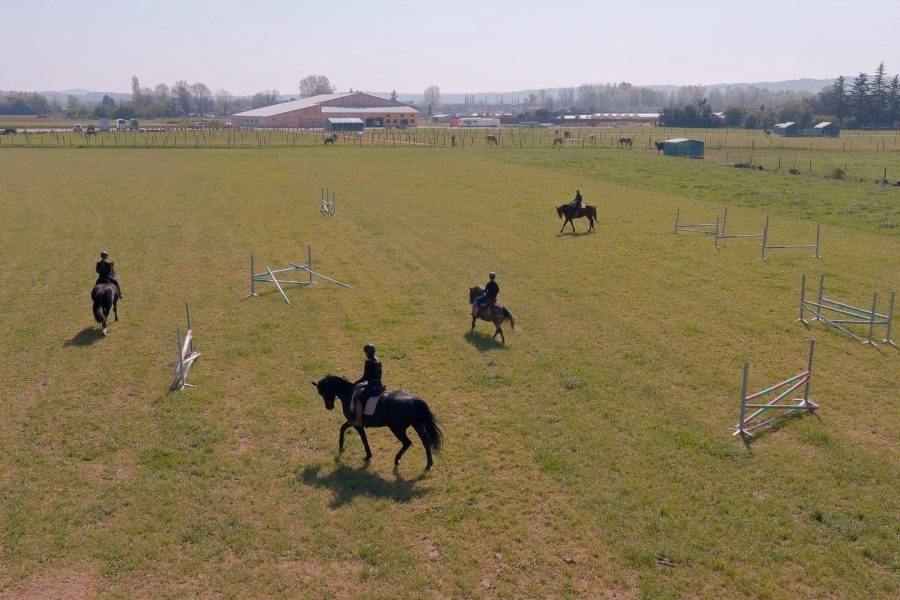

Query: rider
[[351, 343, 384, 427], [95, 251, 123, 298], [472, 272, 499, 313], [571, 189, 583, 215]]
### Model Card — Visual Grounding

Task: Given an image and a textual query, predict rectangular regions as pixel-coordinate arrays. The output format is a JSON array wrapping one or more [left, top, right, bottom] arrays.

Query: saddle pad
[[364, 395, 381, 416]]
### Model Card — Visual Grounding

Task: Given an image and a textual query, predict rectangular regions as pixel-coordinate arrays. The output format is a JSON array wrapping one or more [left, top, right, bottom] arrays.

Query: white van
[[116, 119, 127, 131]]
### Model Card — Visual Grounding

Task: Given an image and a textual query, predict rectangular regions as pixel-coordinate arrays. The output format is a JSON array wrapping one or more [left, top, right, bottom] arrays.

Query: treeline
[[0, 92, 51, 115], [660, 62, 899, 129]]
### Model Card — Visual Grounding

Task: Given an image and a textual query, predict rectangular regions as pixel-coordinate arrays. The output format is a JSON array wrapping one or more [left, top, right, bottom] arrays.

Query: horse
[[84, 129, 97, 137], [655, 141, 665, 154], [589, 133, 596, 144], [553, 137, 564, 147], [764, 129, 772, 137], [323, 133, 336, 145], [91, 283, 119, 335], [564, 131, 571, 139], [556, 203, 597, 233], [486, 134, 498, 146], [617, 137, 633, 148], [310, 375, 443, 470], [468, 287, 515, 344]]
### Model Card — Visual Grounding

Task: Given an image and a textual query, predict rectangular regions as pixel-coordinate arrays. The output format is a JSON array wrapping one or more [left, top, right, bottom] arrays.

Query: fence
[[798, 274, 896, 346]]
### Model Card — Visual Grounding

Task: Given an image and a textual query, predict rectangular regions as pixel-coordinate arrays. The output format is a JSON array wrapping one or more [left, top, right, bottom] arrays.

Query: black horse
[[91, 283, 119, 335], [556, 203, 597, 233], [311, 375, 443, 470]]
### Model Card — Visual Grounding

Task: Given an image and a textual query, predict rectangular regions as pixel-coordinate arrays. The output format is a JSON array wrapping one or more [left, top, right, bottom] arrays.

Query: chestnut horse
[[556, 203, 597, 233], [468, 287, 515, 344]]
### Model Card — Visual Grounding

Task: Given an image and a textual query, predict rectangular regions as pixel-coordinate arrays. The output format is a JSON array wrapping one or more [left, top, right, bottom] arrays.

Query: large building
[[231, 92, 419, 129]]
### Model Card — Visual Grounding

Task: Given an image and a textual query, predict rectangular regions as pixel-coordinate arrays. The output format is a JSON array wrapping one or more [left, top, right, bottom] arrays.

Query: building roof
[[814, 121, 834, 128], [233, 93, 356, 117], [665, 138, 699, 143], [326, 118, 364, 124], [774, 122, 796, 128], [321, 106, 418, 114]]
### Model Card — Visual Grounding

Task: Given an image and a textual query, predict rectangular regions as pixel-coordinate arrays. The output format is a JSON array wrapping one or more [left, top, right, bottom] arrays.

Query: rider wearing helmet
[[571, 189, 583, 214], [95, 251, 124, 298], [472, 272, 499, 313], [352, 343, 384, 427]]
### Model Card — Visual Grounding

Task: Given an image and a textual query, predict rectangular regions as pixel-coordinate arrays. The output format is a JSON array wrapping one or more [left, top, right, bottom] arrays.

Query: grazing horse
[[468, 287, 515, 344], [556, 202, 597, 233], [655, 141, 665, 154], [311, 375, 443, 470], [553, 136, 564, 146], [764, 129, 772, 137], [486, 134, 498, 146], [323, 133, 336, 145], [91, 283, 119, 335], [84, 129, 97, 137], [589, 133, 596, 144], [564, 131, 571, 139], [617, 137, 633, 148]]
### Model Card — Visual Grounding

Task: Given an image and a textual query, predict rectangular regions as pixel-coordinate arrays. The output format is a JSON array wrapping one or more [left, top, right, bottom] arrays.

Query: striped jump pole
[[798, 274, 896, 346], [734, 340, 818, 437]]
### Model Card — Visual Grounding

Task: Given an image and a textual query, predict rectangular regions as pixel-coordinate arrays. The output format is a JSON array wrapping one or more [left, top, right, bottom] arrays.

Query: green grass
[[0, 139, 897, 598]]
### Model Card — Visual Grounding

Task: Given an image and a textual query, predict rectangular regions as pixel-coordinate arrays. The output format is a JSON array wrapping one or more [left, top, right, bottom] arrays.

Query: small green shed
[[663, 138, 704, 158], [772, 121, 799, 136], [326, 118, 364, 132]]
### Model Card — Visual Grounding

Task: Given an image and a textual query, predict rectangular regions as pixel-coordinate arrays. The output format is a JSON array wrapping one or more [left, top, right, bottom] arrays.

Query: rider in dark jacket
[[473, 272, 499, 311], [571, 189, 583, 214], [352, 343, 384, 426], [95, 251, 123, 297]]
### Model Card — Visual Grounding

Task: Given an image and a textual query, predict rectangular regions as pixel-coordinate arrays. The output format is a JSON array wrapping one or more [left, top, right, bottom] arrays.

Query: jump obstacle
[[170, 301, 201, 391], [760, 216, 821, 260], [674, 208, 719, 238], [321, 188, 335, 216], [714, 207, 766, 249], [798, 274, 895, 347], [734, 340, 818, 437], [247, 245, 351, 305]]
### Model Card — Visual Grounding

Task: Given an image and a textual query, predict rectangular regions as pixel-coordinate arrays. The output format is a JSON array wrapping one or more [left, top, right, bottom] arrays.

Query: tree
[[830, 76, 847, 126], [215, 89, 234, 116], [190, 82, 212, 116], [423, 85, 440, 115], [850, 72, 869, 125], [888, 74, 899, 127], [723, 105, 746, 127], [871, 62, 887, 127], [299, 75, 333, 98], [131, 76, 143, 109], [390, 89, 398, 101], [172, 80, 192, 115], [249, 90, 280, 109]]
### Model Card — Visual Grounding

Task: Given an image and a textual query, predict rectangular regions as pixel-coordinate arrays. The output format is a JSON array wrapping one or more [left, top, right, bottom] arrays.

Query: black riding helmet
[[489, 272, 496, 279], [100, 251, 109, 259], [364, 343, 376, 357]]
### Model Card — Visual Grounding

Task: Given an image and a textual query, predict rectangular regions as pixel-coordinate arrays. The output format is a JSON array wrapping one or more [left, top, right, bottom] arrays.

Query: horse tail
[[92, 288, 105, 324], [416, 399, 443, 453], [503, 307, 515, 330]]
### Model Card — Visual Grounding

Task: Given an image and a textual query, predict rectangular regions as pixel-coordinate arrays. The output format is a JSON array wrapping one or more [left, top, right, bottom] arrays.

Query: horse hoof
[[102, 328, 107, 336]]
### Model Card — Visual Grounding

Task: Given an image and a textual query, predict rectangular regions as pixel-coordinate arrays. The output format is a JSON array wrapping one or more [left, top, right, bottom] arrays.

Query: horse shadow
[[464, 330, 507, 352], [557, 230, 595, 237], [297, 463, 429, 507], [64, 327, 104, 347]]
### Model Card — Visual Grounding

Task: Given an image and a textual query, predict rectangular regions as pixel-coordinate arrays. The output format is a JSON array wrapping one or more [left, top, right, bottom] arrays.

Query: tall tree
[[830, 75, 847, 126], [870, 62, 888, 127], [215, 89, 234, 116], [249, 90, 280, 109], [390, 89, 398, 101], [190, 82, 212, 115], [888, 74, 900, 127], [423, 85, 440, 115], [299, 75, 333, 98], [850, 72, 869, 125], [131, 75, 143, 109]]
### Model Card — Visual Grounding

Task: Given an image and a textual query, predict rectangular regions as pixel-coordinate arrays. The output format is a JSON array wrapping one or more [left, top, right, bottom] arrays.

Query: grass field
[[0, 138, 897, 598]]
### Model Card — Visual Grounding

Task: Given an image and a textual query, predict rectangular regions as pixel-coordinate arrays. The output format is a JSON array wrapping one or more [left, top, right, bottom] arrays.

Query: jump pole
[[714, 207, 766, 249], [761, 217, 821, 260], [799, 273, 896, 346]]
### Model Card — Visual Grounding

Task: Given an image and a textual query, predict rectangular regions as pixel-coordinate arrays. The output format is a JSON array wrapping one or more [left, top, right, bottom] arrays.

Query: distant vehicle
[[73, 124, 83, 133], [129, 118, 139, 130], [116, 118, 127, 131], [194, 121, 206, 129], [0, 128, 16, 135], [85, 125, 96, 133], [99, 118, 110, 132]]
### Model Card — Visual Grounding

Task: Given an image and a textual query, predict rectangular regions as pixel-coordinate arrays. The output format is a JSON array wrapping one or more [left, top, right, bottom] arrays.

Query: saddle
[[352, 385, 386, 416]]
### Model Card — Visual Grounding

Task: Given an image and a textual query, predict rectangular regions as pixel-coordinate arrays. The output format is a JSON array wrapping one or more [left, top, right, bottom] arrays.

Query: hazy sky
[[2, 0, 898, 95]]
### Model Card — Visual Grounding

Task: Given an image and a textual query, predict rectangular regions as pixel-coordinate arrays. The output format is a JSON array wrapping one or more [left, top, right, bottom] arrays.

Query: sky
[[2, 0, 898, 96]]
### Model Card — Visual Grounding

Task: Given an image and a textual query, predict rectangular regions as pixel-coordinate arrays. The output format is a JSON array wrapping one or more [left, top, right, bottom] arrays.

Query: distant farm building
[[802, 121, 840, 137], [559, 113, 660, 127], [663, 138, 704, 158], [231, 92, 419, 129], [772, 122, 799, 136], [450, 117, 501, 127], [326, 118, 364, 132]]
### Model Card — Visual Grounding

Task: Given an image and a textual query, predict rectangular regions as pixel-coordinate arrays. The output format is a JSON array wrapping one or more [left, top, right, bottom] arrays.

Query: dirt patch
[[0, 564, 101, 600]]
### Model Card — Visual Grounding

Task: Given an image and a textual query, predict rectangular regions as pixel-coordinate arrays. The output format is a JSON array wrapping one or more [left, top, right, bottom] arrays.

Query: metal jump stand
[[321, 188, 335, 216], [247, 245, 351, 305], [760, 216, 821, 260]]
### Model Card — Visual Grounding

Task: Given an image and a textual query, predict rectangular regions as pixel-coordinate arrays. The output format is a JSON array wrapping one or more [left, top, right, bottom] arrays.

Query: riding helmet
[[363, 343, 376, 356], [100, 251, 109, 259], [489, 272, 496, 279]]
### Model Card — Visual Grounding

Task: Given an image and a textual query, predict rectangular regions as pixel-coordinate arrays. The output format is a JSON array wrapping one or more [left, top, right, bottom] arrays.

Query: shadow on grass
[[738, 410, 822, 450], [298, 463, 429, 507], [556, 229, 597, 237], [464, 330, 508, 352], [64, 326, 104, 347]]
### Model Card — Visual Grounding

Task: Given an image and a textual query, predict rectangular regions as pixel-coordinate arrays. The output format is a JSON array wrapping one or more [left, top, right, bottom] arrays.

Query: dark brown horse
[[91, 283, 119, 335], [468, 287, 515, 344], [617, 137, 633, 148], [323, 133, 337, 145], [556, 203, 597, 233], [486, 134, 498, 146], [553, 136, 564, 146], [655, 141, 665, 154], [311, 375, 442, 470]]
